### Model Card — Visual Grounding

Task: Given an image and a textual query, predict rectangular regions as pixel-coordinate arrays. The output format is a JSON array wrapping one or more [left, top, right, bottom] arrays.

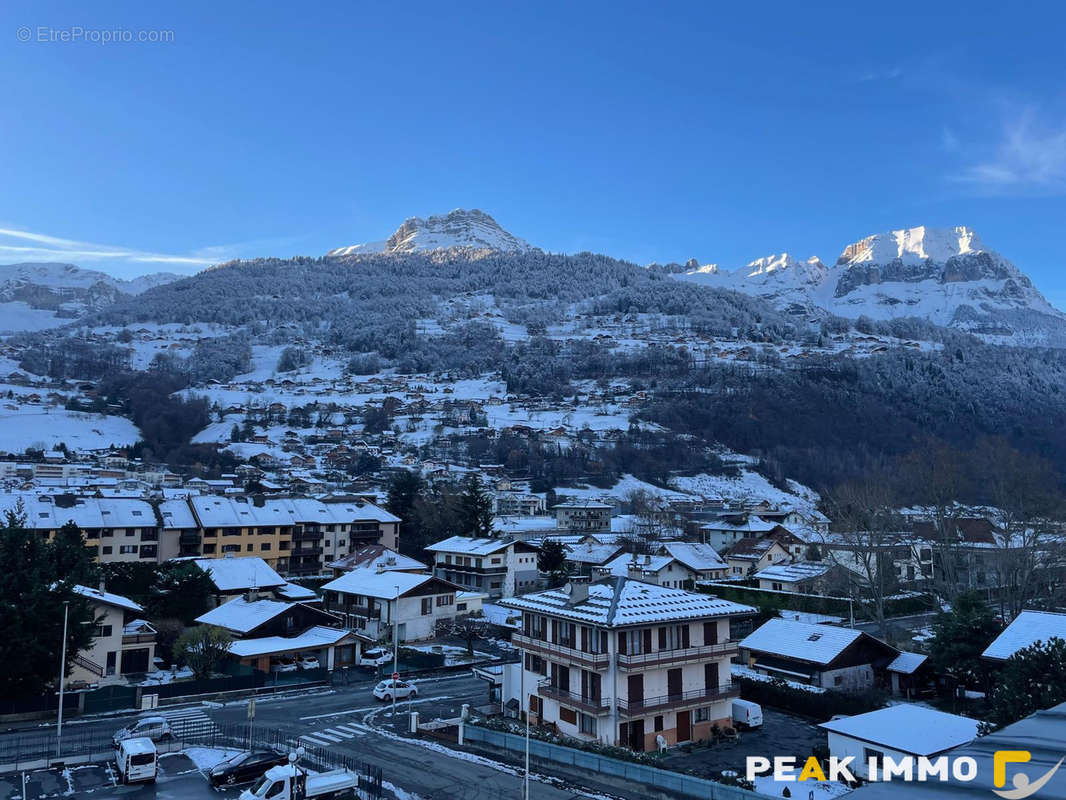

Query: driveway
[[658, 708, 826, 779]]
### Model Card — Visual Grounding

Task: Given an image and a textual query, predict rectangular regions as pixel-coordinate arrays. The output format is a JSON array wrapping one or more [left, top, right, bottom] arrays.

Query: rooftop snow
[[227, 625, 361, 658], [819, 703, 978, 756], [72, 583, 142, 613], [500, 576, 754, 627], [752, 561, 833, 583], [982, 610, 1066, 661], [740, 619, 865, 665], [886, 651, 928, 674], [193, 557, 286, 592], [426, 536, 516, 556], [322, 570, 439, 599], [195, 597, 295, 633], [660, 542, 727, 571]]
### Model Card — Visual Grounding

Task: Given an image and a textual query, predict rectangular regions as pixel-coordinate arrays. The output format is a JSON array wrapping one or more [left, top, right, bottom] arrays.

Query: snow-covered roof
[[752, 561, 833, 583], [195, 597, 295, 633], [602, 553, 676, 576], [500, 577, 755, 627], [820, 704, 978, 756], [193, 557, 286, 592], [322, 569, 443, 600], [564, 541, 624, 565], [276, 582, 319, 601], [660, 542, 727, 571], [887, 651, 928, 674], [493, 516, 559, 534], [228, 625, 362, 658], [0, 493, 155, 530], [426, 536, 515, 556], [552, 501, 612, 510], [740, 619, 867, 666], [188, 495, 399, 529], [700, 516, 778, 534], [326, 544, 426, 574], [72, 584, 142, 613], [982, 610, 1066, 661], [158, 498, 197, 529]]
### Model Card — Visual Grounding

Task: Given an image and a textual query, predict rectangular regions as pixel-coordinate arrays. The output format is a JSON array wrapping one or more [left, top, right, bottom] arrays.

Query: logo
[[993, 751, 1065, 799]]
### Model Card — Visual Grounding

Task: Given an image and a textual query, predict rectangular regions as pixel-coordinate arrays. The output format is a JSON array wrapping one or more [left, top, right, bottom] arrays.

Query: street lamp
[[55, 600, 70, 761]]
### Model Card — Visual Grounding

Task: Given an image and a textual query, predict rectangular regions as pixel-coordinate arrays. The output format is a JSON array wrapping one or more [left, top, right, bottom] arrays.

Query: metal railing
[[617, 684, 739, 716], [536, 680, 610, 714], [511, 633, 609, 668], [72, 653, 104, 677], [616, 641, 739, 670]]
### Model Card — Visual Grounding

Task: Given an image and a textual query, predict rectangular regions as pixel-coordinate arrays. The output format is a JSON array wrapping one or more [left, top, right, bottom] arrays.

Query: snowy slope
[[676, 226, 1066, 344], [327, 209, 536, 256], [0, 262, 184, 333]]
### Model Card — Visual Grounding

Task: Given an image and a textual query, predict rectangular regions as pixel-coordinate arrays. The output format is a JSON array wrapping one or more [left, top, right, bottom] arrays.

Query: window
[[102, 546, 112, 555], [247, 544, 254, 552], [203, 543, 216, 554], [119, 545, 137, 554], [864, 747, 885, 770], [421, 598, 432, 615], [525, 654, 547, 675], [834, 675, 843, 686], [559, 707, 577, 725], [222, 544, 241, 553], [125, 529, 136, 536], [436, 595, 453, 607], [772, 582, 783, 591], [653, 716, 663, 732], [579, 713, 597, 736], [261, 542, 271, 551], [695, 707, 710, 722], [338, 540, 345, 547], [490, 581, 502, 589], [92, 624, 113, 638], [457, 603, 467, 611]]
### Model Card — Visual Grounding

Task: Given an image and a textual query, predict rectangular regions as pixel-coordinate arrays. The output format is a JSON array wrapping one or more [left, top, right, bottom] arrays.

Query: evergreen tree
[[149, 562, 214, 624], [537, 539, 570, 587], [989, 637, 1066, 728], [928, 591, 1001, 690], [52, 520, 100, 587], [457, 474, 495, 537], [0, 509, 96, 697]]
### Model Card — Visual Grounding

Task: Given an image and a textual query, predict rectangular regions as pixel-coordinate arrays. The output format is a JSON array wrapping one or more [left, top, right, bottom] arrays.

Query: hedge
[[701, 583, 934, 620], [735, 675, 887, 721]]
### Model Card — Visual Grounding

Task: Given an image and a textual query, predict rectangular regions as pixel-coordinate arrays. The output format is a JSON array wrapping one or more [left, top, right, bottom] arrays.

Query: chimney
[[627, 561, 645, 581], [565, 576, 589, 605], [643, 553, 652, 565]]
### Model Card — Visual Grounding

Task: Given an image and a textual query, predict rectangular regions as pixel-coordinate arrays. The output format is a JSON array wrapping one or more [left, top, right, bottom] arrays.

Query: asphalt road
[[1, 671, 625, 800]]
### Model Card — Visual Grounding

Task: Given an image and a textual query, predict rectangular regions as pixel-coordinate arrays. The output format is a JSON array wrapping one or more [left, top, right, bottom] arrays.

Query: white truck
[[731, 698, 764, 729], [239, 763, 361, 800]]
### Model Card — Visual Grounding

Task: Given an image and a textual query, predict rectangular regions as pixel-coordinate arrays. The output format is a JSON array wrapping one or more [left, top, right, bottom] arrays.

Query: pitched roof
[[500, 577, 754, 627], [982, 610, 1066, 661], [195, 597, 295, 634], [819, 704, 978, 756], [71, 584, 142, 613], [227, 625, 364, 658], [659, 542, 727, 571], [724, 537, 783, 559], [886, 651, 928, 674], [740, 619, 868, 666], [322, 569, 450, 600], [752, 561, 833, 583], [564, 541, 625, 565], [425, 536, 515, 556], [326, 544, 426, 573], [193, 557, 286, 592]]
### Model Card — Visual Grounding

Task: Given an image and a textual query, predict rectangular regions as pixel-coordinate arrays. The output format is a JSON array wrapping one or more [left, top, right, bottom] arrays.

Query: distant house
[[563, 538, 625, 577], [819, 704, 979, 780], [722, 537, 791, 577], [752, 561, 859, 594], [657, 543, 728, 581], [982, 610, 1066, 664], [739, 619, 898, 692], [325, 544, 427, 579], [427, 536, 541, 598], [195, 597, 340, 639], [321, 570, 464, 642], [552, 501, 612, 533]]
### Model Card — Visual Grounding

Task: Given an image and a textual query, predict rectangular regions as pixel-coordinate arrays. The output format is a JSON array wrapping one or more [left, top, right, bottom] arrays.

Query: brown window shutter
[[642, 628, 652, 654], [551, 619, 558, 643], [618, 631, 627, 655], [658, 627, 666, 650], [682, 625, 690, 648]]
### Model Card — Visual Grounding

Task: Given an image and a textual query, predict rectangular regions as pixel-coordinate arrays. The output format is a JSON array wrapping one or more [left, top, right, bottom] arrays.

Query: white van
[[115, 737, 157, 784], [732, 699, 763, 729]]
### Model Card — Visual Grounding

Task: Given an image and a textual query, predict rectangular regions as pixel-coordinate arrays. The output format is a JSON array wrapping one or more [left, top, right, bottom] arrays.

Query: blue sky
[[2, 1, 1065, 307]]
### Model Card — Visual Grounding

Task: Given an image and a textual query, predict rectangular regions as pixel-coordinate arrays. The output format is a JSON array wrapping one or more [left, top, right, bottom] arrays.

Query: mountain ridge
[[327, 209, 535, 256]]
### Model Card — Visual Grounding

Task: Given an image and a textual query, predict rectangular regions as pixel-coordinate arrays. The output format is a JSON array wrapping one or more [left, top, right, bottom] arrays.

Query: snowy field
[[0, 407, 140, 452]]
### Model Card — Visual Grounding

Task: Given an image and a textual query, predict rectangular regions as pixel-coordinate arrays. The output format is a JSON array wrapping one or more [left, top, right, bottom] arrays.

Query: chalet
[[739, 619, 899, 691], [722, 537, 791, 577], [752, 561, 860, 594]]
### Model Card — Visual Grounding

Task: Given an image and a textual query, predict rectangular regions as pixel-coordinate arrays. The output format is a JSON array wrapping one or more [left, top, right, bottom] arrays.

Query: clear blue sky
[[2, 1, 1065, 307]]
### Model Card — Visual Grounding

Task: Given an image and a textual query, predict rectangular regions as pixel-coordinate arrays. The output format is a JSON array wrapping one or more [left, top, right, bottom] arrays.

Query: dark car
[[207, 750, 289, 787]]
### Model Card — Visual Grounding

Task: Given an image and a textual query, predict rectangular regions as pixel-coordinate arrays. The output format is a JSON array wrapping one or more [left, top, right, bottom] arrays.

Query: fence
[[0, 718, 383, 799], [462, 724, 774, 800]]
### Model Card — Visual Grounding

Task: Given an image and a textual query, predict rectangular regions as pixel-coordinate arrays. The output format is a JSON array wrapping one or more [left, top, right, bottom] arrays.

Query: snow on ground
[[485, 403, 631, 433], [403, 644, 495, 665], [0, 408, 140, 452], [0, 301, 68, 333], [554, 474, 696, 503], [753, 775, 852, 798], [670, 470, 819, 512], [481, 603, 521, 628], [179, 747, 244, 770], [731, 664, 826, 694]]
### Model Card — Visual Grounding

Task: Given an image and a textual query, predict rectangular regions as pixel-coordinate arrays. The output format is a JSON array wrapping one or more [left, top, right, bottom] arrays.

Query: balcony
[[617, 684, 739, 717], [336, 605, 382, 620], [293, 545, 324, 555], [537, 680, 610, 715], [293, 527, 324, 541], [511, 633, 610, 669], [437, 563, 506, 575], [617, 641, 739, 671]]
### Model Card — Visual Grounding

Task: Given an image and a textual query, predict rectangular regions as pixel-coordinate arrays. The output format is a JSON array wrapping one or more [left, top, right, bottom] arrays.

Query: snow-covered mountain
[[0, 262, 184, 333], [327, 209, 536, 256], [677, 226, 1066, 344]]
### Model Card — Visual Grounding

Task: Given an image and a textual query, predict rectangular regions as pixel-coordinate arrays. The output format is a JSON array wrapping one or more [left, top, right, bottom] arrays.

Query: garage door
[[120, 647, 150, 674]]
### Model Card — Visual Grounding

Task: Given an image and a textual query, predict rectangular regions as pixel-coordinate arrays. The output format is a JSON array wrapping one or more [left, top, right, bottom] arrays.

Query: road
[[0, 671, 624, 800]]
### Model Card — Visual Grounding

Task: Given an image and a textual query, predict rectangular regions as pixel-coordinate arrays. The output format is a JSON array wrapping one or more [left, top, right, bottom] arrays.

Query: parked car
[[296, 653, 320, 670], [270, 656, 298, 673], [373, 679, 417, 701], [208, 749, 290, 787], [359, 647, 392, 668], [112, 716, 173, 747]]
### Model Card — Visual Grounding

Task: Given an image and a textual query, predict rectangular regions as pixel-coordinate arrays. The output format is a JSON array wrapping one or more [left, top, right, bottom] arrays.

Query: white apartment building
[[67, 584, 157, 685], [427, 536, 541, 598], [501, 576, 754, 751]]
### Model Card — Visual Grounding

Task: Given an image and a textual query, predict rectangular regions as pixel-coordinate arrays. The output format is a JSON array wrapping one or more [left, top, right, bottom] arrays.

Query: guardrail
[[617, 684, 739, 716], [616, 641, 738, 670], [510, 633, 609, 669], [536, 680, 610, 714]]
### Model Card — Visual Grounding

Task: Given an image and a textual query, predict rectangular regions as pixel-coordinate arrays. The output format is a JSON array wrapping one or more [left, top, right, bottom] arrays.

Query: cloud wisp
[[952, 109, 1066, 194], [0, 227, 217, 270]]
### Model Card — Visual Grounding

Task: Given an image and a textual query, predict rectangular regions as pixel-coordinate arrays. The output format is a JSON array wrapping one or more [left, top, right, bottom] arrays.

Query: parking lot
[[658, 708, 826, 779], [0, 753, 227, 800]]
